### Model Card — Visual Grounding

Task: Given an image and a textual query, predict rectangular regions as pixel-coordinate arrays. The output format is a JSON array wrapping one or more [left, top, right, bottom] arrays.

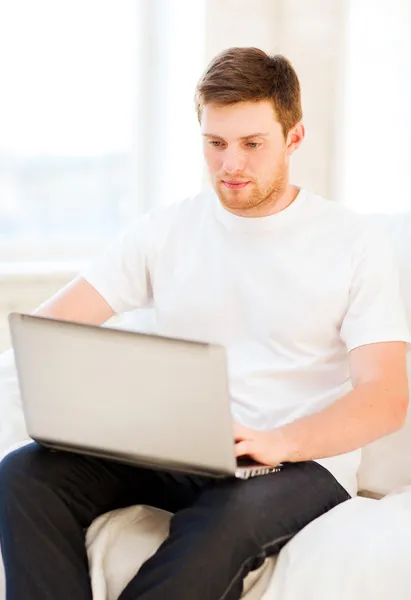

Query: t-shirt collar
[[212, 187, 307, 232]]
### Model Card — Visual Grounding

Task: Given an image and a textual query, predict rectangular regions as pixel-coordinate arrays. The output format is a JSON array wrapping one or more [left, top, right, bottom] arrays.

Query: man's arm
[[278, 340, 408, 461], [33, 213, 155, 325], [234, 341, 409, 465], [33, 276, 115, 325]]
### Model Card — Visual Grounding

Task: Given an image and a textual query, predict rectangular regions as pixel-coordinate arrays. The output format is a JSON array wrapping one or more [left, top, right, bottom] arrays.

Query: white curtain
[[133, 0, 206, 215]]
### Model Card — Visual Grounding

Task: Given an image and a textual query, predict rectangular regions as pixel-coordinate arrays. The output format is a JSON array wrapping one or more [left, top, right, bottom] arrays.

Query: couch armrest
[[357, 489, 384, 500]]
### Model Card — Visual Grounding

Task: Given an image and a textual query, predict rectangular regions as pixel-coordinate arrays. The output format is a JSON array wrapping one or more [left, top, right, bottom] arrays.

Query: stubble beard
[[214, 166, 289, 217]]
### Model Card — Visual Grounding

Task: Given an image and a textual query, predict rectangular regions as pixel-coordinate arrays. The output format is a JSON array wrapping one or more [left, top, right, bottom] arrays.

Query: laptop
[[8, 313, 283, 480]]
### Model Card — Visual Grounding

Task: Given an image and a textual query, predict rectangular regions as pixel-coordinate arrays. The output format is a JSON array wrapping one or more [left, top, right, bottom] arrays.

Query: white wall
[[336, 0, 411, 213], [0, 270, 74, 353], [205, 0, 349, 199]]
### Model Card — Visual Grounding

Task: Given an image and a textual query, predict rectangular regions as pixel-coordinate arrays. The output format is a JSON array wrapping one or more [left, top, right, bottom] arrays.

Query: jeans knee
[[175, 486, 259, 549], [211, 485, 262, 531], [0, 444, 40, 501]]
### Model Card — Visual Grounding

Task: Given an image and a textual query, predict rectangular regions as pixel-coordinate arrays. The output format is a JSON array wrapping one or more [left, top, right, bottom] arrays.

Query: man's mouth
[[221, 180, 250, 190]]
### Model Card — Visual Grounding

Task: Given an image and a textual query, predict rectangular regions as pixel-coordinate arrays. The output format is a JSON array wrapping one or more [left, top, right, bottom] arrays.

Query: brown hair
[[195, 47, 302, 137]]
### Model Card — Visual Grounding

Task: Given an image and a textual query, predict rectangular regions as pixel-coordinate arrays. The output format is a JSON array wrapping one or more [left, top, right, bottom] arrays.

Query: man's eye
[[246, 142, 259, 148], [209, 141, 223, 147]]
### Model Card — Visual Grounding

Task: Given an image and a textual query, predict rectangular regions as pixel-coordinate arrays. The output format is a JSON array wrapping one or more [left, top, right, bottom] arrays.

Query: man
[[0, 47, 409, 600]]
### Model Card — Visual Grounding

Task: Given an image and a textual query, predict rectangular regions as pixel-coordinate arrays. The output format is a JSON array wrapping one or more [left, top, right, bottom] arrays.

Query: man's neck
[[229, 184, 301, 219]]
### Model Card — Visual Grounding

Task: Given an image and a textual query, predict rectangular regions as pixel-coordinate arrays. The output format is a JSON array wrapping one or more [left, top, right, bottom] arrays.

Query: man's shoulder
[[122, 190, 214, 244], [304, 189, 363, 222], [145, 189, 214, 229], [302, 190, 396, 263], [303, 189, 372, 239]]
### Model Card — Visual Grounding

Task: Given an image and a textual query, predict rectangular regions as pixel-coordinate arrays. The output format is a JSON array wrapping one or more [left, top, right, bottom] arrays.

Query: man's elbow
[[390, 392, 409, 431]]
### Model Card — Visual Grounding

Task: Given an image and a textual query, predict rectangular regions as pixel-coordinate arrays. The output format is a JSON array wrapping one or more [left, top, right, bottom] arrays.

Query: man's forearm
[[278, 382, 408, 463]]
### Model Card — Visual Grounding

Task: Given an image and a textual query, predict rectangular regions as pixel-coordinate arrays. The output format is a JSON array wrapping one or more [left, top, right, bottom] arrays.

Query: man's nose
[[221, 148, 246, 174]]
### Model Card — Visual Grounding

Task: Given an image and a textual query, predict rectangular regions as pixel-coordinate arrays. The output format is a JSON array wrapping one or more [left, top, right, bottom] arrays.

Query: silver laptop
[[8, 313, 282, 480]]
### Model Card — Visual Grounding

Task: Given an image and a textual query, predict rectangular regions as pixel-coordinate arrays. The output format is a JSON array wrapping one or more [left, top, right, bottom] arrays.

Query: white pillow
[[0, 349, 30, 461], [263, 490, 411, 600], [86, 504, 276, 600]]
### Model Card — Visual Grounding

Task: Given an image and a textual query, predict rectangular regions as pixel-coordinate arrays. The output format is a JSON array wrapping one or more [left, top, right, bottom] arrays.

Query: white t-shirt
[[82, 188, 411, 497]]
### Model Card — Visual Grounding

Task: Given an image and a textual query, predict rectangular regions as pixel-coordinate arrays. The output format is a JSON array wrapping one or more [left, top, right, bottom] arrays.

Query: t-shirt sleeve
[[340, 225, 411, 352], [80, 214, 153, 314]]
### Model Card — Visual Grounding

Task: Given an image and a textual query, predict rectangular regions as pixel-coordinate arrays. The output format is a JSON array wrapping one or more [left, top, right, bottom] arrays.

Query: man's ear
[[286, 122, 305, 156]]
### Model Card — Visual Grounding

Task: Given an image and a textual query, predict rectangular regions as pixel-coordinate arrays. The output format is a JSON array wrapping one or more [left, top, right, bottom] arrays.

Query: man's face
[[201, 100, 298, 217]]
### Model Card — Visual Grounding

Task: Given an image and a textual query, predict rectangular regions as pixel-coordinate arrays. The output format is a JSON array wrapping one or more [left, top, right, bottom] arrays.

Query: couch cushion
[[264, 489, 411, 600], [86, 505, 276, 600]]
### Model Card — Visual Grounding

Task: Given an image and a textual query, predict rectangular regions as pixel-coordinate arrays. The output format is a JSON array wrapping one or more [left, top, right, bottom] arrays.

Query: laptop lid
[[8, 313, 237, 477]]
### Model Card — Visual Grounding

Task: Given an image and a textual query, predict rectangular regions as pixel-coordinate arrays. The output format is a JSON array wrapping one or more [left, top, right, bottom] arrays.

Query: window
[[0, 0, 205, 265]]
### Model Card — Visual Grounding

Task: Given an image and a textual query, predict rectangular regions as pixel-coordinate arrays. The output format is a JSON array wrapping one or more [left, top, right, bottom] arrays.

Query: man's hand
[[233, 423, 287, 466]]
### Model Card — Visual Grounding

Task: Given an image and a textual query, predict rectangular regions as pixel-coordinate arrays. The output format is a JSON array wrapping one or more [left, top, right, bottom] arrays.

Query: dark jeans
[[0, 443, 350, 600]]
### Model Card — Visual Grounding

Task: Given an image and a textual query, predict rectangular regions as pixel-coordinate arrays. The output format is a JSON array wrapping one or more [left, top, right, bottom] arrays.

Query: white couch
[[1, 211, 411, 600]]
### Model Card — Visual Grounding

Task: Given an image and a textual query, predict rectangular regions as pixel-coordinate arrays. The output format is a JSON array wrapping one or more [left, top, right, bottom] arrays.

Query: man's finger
[[233, 422, 253, 440], [235, 441, 250, 457]]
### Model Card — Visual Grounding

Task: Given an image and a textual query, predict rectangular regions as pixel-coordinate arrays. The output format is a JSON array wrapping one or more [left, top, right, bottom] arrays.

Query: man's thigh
[[0, 443, 210, 527], [126, 461, 351, 600], [177, 460, 351, 555]]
